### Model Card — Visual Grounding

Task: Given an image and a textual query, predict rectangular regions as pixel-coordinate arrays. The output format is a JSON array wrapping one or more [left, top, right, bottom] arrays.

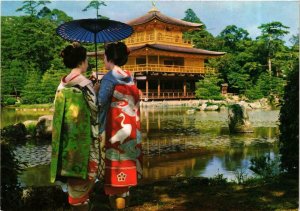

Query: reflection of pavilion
[[142, 150, 210, 182], [138, 108, 278, 181], [89, 6, 225, 100]]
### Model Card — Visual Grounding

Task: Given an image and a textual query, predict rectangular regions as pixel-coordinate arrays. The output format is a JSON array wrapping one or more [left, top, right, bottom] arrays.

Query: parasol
[[56, 18, 133, 77]]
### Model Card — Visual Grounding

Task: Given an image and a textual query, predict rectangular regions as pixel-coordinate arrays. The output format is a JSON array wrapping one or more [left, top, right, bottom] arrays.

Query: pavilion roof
[[87, 44, 225, 57], [127, 8, 202, 29], [129, 44, 225, 56]]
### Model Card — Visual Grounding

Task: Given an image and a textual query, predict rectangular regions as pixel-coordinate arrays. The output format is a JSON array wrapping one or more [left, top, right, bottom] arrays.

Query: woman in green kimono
[[50, 42, 100, 211]]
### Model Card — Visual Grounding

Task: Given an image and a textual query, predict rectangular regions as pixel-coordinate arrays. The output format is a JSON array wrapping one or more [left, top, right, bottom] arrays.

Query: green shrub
[[195, 75, 225, 100], [206, 102, 217, 106], [233, 168, 248, 184], [245, 73, 285, 101], [249, 154, 280, 180], [4, 97, 17, 105], [245, 86, 264, 100], [208, 172, 228, 186], [26, 124, 36, 137], [1, 123, 27, 141]]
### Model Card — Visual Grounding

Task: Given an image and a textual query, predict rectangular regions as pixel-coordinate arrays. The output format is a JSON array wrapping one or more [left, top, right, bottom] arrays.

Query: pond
[[1, 107, 280, 187]]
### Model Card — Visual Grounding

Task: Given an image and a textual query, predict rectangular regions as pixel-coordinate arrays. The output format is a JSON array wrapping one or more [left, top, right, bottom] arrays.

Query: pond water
[[1, 107, 280, 187]]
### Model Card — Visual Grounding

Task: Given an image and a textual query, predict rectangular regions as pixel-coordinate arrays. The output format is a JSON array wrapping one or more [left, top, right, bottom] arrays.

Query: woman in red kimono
[[97, 42, 142, 209]]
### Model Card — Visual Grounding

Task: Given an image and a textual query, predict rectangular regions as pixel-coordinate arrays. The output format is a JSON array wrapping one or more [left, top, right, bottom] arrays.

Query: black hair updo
[[104, 42, 130, 66], [60, 42, 87, 69]]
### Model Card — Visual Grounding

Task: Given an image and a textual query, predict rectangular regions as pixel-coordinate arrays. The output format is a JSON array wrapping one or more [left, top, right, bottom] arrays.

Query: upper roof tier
[[127, 7, 202, 29], [130, 44, 225, 57], [87, 44, 225, 57]]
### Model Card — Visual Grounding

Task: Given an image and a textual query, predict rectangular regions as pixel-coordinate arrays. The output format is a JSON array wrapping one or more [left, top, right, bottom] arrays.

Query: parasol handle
[[94, 33, 98, 81]]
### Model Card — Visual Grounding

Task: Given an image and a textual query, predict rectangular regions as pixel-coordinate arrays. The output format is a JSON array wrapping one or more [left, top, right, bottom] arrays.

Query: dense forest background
[[1, 1, 299, 105]]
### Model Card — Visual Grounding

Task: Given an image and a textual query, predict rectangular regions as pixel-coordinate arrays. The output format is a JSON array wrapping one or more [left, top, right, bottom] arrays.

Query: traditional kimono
[[50, 74, 100, 205], [98, 68, 142, 195]]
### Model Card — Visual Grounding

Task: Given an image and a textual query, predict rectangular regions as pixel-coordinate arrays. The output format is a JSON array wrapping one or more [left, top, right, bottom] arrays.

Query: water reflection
[[8, 107, 280, 187], [138, 108, 279, 182]]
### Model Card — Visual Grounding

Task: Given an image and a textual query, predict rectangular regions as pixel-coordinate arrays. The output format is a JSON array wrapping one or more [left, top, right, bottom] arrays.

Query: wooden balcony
[[140, 91, 196, 100], [125, 33, 192, 48], [123, 64, 215, 74], [100, 64, 215, 74]]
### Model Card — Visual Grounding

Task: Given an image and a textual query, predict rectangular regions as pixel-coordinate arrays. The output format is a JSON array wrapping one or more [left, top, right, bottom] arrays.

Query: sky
[[1, 0, 299, 45]]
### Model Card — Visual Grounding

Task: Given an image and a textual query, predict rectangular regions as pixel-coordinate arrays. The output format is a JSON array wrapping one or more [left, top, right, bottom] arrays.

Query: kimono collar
[[111, 68, 134, 85], [58, 74, 92, 90]]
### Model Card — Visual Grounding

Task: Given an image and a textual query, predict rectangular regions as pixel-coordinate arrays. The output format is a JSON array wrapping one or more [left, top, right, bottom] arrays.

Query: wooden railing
[[125, 33, 192, 47], [122, 64, 215, 74], [140, 91, 196, 100]]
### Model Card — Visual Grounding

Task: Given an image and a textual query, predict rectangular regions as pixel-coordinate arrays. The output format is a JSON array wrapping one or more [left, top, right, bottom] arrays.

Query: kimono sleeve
[[50, 90, 66, 183], [97, 79, 115, 133]]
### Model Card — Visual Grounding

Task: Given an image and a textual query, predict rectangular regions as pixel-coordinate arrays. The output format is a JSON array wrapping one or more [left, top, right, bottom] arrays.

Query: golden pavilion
[[91, 6, 225, 101]]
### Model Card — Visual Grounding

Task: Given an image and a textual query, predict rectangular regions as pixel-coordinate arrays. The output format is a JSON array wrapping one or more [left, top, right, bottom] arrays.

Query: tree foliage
[[219, 25, 250, 52], [21, 70, 43, 104], [1, 6, 298, 106], [1, 14, 69, 103], [181, 8, 295, 101], [194, 21, 291, 100], [40, 67, 69, 103], [279, 64, 299, 174], [37, 7, 73, 24], [245, 73, 285, 100], [257, 22, 290, 75], [82, 0, 107, 19], [1, 60, 28, 96], [195, 74, 225, 100], [182, 8, 221, 50], [16, 0, 51, 16], [182, 8, 203, 25]]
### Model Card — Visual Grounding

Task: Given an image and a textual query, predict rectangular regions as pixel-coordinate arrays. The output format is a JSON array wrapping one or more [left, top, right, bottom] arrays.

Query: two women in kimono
[[51, 42, 141, 210]]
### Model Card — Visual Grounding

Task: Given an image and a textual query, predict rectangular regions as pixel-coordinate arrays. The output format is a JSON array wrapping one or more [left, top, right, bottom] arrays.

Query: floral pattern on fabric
[[98, 69, 142, 190], [50, 75, 101, 183]]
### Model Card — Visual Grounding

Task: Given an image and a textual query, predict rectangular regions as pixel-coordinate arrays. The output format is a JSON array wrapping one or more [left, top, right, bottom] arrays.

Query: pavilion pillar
[[158, 55, 160, 66], [146, 48, 149, 69], [183, 79, 187, 97]]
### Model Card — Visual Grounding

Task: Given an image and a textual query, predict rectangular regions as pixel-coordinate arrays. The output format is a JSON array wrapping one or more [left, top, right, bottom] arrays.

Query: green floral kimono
[[50, 75, 100, 183]]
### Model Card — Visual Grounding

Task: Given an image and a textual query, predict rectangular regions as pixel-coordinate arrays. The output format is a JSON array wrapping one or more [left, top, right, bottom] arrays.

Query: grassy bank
[[123, 175, 298, 211], [17, 104, 53, 109], [22, 174, 297, 211], [3, 103, 53, 109]]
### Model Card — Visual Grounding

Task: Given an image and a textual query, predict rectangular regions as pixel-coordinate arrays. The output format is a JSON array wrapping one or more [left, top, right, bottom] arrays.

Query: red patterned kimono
[[99, 69, 142, 195]]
